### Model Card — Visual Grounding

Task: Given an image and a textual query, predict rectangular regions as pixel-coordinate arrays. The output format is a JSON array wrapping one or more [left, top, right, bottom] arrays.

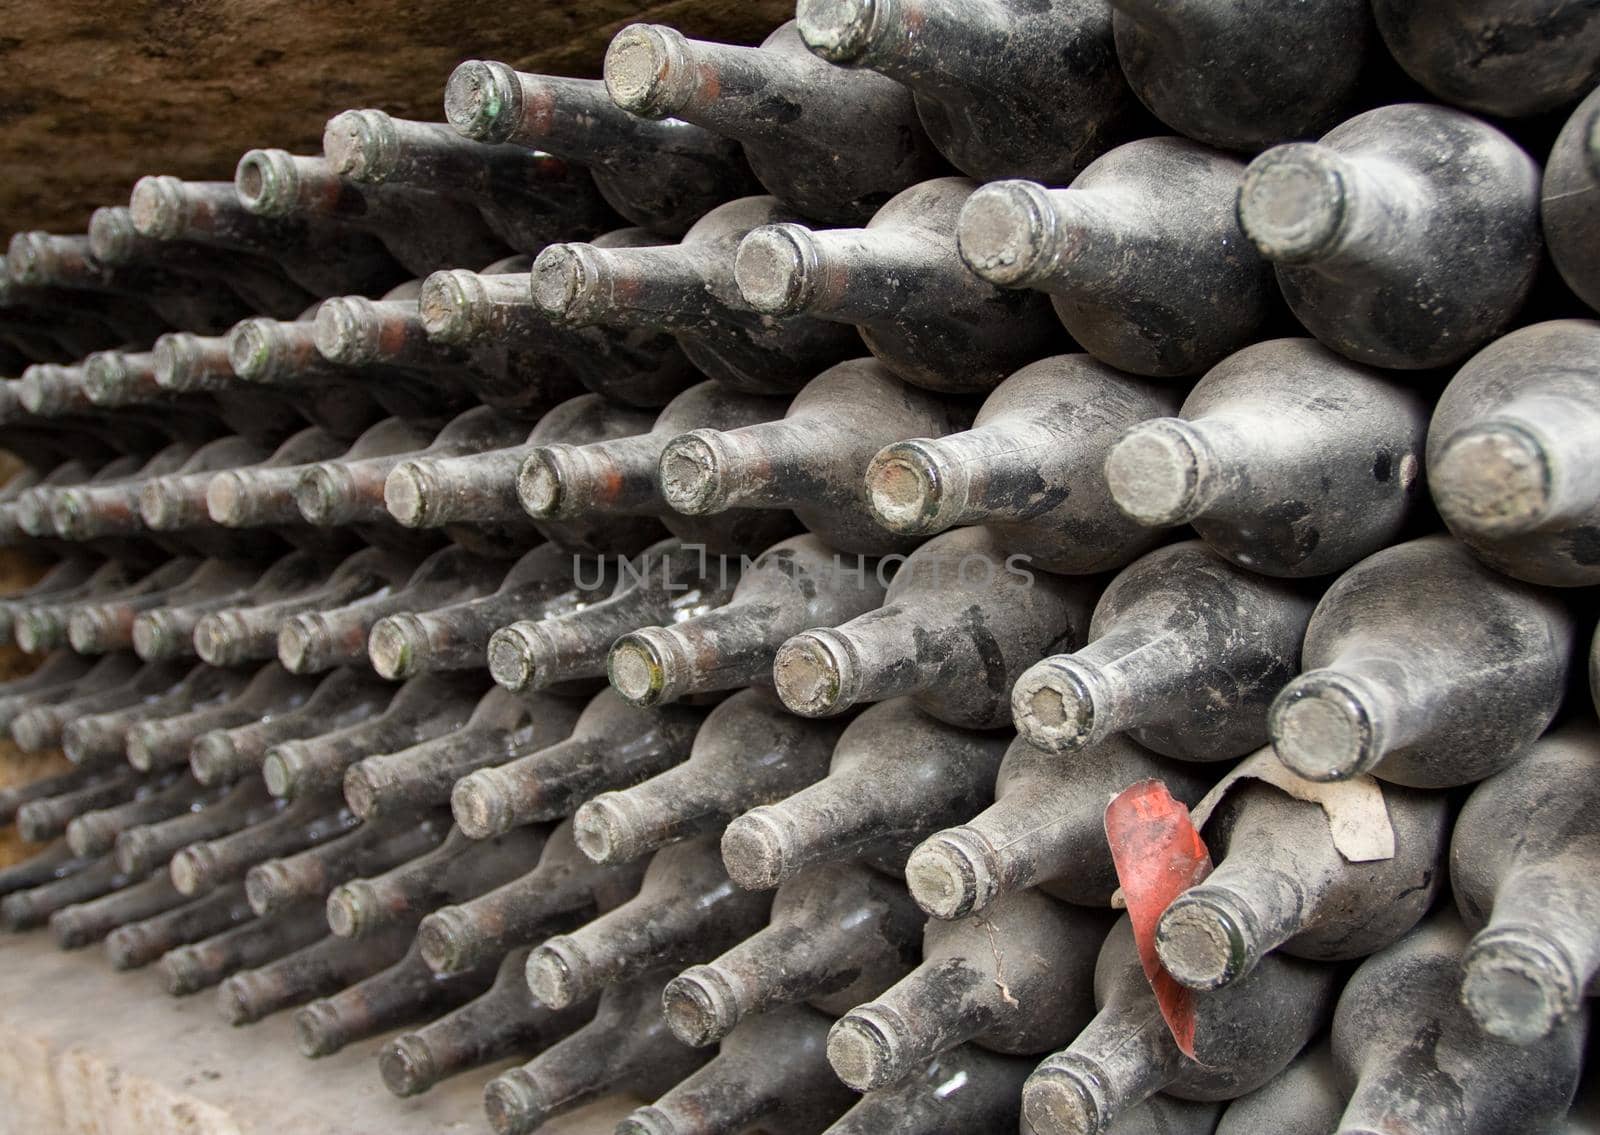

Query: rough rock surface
[[0, 0, 791, 232]]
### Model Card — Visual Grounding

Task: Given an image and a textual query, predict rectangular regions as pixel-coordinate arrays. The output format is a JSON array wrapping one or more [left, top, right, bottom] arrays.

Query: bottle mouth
[[603, 24, 695, 118], [443, 60, 522, 145], [482, 1068, 549, 1135], [1461, 925, 1581, 1045], [733, 224, 819, 314], [1022, 1056, 1111, 1135], [82, 353, 130, 405], [516, 448, 569, 517], [88, 206, 140, 263], [957, 180, 1059, 287], [606, 630, 674, 706], [1155, 888, 1258, 990], [227, 318, 288, 381], [169, 844, 215, 897], [416, 907, 472, 975], [295, 464, 351, 525], [234, 149, 299, 216], [660, 965, 740, 1046], [1431, 421, 1551, 537], [293, 1001, 344, 1058], [865, 441, 959, 534], [1269, 671, 1384, 781], [7, 231, 52, 285], [571, 793, 648, 864], [367, 615, 421, 680], [417, 269, 482, 343], [795, 0, 882, 63], [529, 243, 602, 323], [1104, 419, 1212, 527], [129, 175, 188, 239], [772, 629, 856, 717], [324, 882, 370, 939], [903, 826, 998, 920], [313, 297, 380, 364], [525, 938, 586, 1008], [1010, 658, 1099, 753], [450, 768, 514, 839], [322, 108, 397, 181], [827, 1004, 909, 1091], [719, 806, 798, 890], [1236, 143, 1348, 264], [193, 612, 245, 667], [378, 1034, 436, 1098], [487, 623, 547, 692], [382, 462, 433, 527], [656, 432, 728, 516], [244, 861, 289, 916], [277, 616, 321, 673]]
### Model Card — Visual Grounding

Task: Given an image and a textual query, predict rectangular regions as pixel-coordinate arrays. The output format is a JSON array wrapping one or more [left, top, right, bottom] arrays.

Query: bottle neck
[[1023, 1003, 1178, 1135], [519, 435, 669, 519], [1271, 656, 1426, 782], [345, 722, 518, 821], [721, 764, 903, 889], [1156, 862, 1308, 991], [959, 183, 1151, 296], [1014, 624, 1207, 752], [418, 863, 603, 976], [387, 447, 532, 528], [799, 0, 1001, 85], [420, 269, 546, 346], [295, 948, 460, 1057], [1432, 393, 1600, 537], [296, 455, 407, 526], [605, 26, 811, 143], [607, 599, 792, 705], [774, 608, 939, 716], [659, 421, 844, 514], [314, 297, 461, 372], [1238, 144, 1423, 277], [369, 603, 502, 679], [531, 241, 724, 330], [1460, 866, 1599, 1044], [574, 762, 737, 864], [666, 923, 846, 1046], [735, 221, 949, 322], [868, 419, 1065, 534], [154, 333, 235, 392], [454, 737, 609, 836]]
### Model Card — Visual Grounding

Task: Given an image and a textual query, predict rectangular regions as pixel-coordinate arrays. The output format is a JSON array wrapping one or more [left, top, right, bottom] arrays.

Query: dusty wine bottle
[[113, 779, 282, 876], [1022, 917, 1338, 1135], [64, 663, 249, 769], [1012, 540, 1315, 760], [343, 688, 583, 822], [1331, 911, 1587, 1134], [1156, 773, 1448, 989], [605, 21, 945, 225], [823, 1045, 1039, 1135], [607, 534, 886, 707], [378, 945, 593, 1097], [528, 196, 861, 393], [487, 539, 741, 694], [104, 881, 257, 971], [243, 813, 449, 916], [662, 860, 923, 1047], [322, 108, 619, 254], [127, 662, 320, 773], [1109, 0, 1375, 150], [50, 870, 192, 950], [366, 544, 590, 679], [259, 670, 487, 800], [525, 834, 773, 1010], [719, 698, 1009, 890], [1237, 104, 1541, 369], [66, 773, 219, 857], [217, 921, 415, 1026], [324, 824, 551, 941], [1214, 1042, 1344, 1135], [65, 555, 203, 654], [829, 890, 1109, 1091], [169, 794, 359, 897], [516, 380, 794, 554], [774, 527, 1097, 729], [617, 1005, 856, 1135], [1371, 0, 1600, 118], [657, 358, 967, 555], [0, 855, 144, 931], [444, 60, 758, 235], [958, 137, 1274, 378], [573, 689, 842, 865], [417, 818, 646, 976], [797, 0, 1135, 183], [188, 666, 394, 787], [1428, 320, 1600, 587], [160, 900, 329, 996], [128, 557, 268, 662], [865, 353, 1177, 574], [1542, 88, 1600, 314], [1106, 338, 1429, 577], [1269, 535, 1573, 787], [481, 970, 709, 1135], [905, 733, 1210, 919], [736, 178, 1065, 393], [1452, 727, 1600, 1044]]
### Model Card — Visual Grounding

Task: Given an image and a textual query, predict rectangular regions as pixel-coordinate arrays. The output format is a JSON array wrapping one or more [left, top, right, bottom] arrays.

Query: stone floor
[[0, 927, 635, 1134]]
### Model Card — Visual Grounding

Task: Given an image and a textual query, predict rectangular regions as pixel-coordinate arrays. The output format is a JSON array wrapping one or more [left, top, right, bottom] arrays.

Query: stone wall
[[0, 0, 792, 233]]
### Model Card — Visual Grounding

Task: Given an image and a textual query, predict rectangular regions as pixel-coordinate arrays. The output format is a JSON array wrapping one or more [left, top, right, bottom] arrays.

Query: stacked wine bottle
[[1, 1, 1599, 1132]]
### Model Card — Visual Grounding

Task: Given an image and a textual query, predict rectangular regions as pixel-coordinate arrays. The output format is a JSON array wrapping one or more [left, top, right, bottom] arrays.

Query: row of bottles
[[1, 1, 1599, 1133]]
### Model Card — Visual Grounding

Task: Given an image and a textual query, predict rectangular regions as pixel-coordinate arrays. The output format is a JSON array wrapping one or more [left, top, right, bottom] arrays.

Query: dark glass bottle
[[1022, 917, 1338, 1135], [866, 353, 1177, 574], [1428, 320, 1600, 587], [774, 527, 1098, 729], [796, 0, 1136, 182], [342, 687, 584, 822], [662, 860, 922, 1047], [1215, 1042, 1344, 1135], [160, 900, 330, 996], [126, 662, 320, 774], [1452, 727, 1600, 1045], [168, 794, 358, 898], [735, 178, 1064, 393], [1542, 88, 1600, 314], [1237, 104, 1541, 370], [216, 922, 415, 1025], [528, 196, 861, 393], [719, 698, 1009, 890], [128, 556, 267, 662], [113, 778, 282, 876], [657, 358, 969, 555], [1107, 338, 1429, 578], [50, 870, 192, 950], [905, 733, 1211, 920], [1012, 540, 1315, 761], [828, 890, 1110, 1091], [104, 881, 255, 971], [823, 1045, 1040, 1135], [604, 20, 945, 225], [616, 1005, 856, 1135], [1331, 911, 1587, 1134], [525, 834, 773, 1010], [444, 61, 758, 235], [607, 534, 886, 707], [1270, 536, 1573, 787], [487, 540, 741, 694], [572, 689, 842, 865], [1109, 0, 1375, 150], [958, 138, 1274, 378], [243, 812, 449, 917]]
